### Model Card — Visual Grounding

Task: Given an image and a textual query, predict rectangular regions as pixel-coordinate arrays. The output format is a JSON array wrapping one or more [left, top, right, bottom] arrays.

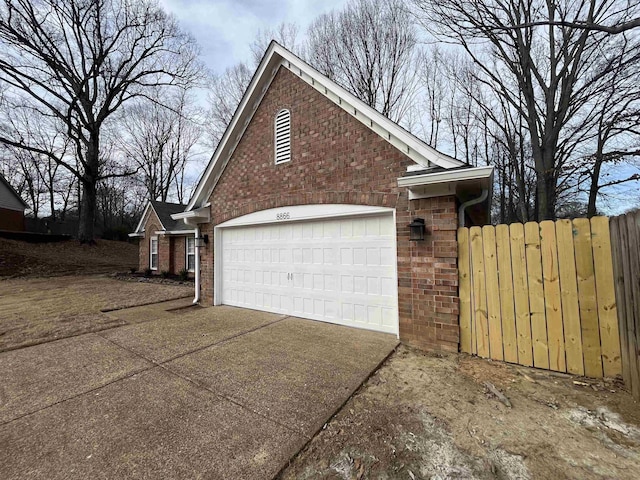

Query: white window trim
[[186, 236, 196, 272], [150, 236, 158, 271], [274, 108, 291, 165]]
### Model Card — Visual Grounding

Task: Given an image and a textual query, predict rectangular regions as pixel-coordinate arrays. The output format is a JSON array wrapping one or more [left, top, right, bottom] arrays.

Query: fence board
[[630, 212, 640, 393], [540, 220, 566, 372], [470, 226, 489, 358], [510, 223, 533, 367], [458, 227, 472, 354], [483, 225, 504, 361], [496, 224, 518, 364], [458, 216, 623, 384], [555, 220, 584, 375], [590, 217, 621, 377], [573, 218, 603, 378], [610, 217, 632, 390], [624, 213, 640, 398], [525, 222, 550, 369]]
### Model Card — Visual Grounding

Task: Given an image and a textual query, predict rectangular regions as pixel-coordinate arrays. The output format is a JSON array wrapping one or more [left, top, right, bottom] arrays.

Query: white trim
[[149, 236, 159, 271], [171, 206, 211, 226], [133, 202, 153, 234], [186, 236, 196, 273], [186, 42, 464, 212], [128, 232, 144, 238], [216, 204, 395, 229], [397, 166, 494, 188], [154, 229, 195, 236]]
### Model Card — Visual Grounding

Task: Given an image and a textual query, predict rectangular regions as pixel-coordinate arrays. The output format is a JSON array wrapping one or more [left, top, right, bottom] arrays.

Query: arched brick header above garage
[[174, 42, 493, 352]]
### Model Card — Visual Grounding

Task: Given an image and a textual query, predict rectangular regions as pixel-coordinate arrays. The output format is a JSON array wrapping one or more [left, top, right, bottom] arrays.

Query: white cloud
[[160, 0, 347, 73]]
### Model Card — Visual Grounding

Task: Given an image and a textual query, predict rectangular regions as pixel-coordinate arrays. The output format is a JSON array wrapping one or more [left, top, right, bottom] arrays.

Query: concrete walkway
[[0, 305, 398, 479]]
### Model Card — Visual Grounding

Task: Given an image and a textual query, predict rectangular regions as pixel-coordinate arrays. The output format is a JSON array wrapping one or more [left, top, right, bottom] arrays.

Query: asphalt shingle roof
[[150, 201, 194, 231]]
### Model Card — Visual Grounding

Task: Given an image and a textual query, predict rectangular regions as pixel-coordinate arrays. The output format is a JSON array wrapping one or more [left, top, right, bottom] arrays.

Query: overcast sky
[[159, 0, 348, 73]]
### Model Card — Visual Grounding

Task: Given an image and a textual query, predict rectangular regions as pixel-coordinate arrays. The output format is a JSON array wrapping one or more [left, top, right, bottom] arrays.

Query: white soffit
[[398, 166, 494, 200], [187, 42, 464, 212], [397, 166, 494, 188]]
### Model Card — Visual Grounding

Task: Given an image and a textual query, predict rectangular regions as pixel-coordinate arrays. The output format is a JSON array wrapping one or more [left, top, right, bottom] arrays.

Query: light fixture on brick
[[409, 218, 427, 241], [195, 234, 209, 248]]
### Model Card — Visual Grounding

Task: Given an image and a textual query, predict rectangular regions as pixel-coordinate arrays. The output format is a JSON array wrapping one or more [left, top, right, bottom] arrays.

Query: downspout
[[193, 226, 200, 304], [459, 189, 489, 228]]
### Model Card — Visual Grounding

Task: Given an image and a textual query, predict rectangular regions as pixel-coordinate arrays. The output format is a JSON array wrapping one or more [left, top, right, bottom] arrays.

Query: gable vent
[[274, 109, 291, 164]]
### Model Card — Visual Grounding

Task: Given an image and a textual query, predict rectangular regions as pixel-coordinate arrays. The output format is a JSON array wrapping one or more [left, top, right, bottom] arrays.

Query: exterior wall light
[[409, 218, 426, 241], [195, 234, 209, 248]]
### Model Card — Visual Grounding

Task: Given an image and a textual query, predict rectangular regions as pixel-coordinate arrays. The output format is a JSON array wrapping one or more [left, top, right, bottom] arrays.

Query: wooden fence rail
[[458, 217, 622, 379], [609, 211, 640, 400]]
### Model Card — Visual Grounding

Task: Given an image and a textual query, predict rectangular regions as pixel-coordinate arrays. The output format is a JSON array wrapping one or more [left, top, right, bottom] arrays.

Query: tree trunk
[[587, 159, 602, 218], [78, 135, 100, 244], [535, 148, 557, 221], [78, 179, 97, 244]]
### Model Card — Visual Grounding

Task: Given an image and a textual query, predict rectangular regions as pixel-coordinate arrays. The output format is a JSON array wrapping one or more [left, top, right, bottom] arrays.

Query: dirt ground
[[280, 346, 640, 480], [0, 237, 138, 277], [0, 275, 192, 352]]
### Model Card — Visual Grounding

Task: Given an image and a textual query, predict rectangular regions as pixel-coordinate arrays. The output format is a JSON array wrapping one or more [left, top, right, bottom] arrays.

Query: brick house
[[170, 43, 493, 351], [130, 200, 196, 276], [0, 173, 28, 232]]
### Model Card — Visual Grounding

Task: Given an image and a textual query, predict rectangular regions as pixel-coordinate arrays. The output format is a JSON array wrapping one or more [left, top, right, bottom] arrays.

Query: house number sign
[[276, 212, 290, 220]]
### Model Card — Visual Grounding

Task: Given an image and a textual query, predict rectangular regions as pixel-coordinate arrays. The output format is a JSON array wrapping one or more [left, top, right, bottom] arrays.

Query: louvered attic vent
[[274, 109, 291, 164]]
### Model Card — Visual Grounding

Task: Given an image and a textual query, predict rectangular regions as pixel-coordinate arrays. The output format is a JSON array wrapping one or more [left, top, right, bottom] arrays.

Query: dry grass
[[0, 237, 138, 278], [0, 275, 192, 352]]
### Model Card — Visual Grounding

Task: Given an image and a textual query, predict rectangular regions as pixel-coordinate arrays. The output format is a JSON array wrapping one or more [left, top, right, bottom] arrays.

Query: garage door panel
[[220, 213, 398, 334]]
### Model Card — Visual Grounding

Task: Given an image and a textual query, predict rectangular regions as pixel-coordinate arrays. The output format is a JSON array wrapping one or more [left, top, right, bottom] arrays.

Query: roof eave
[[187, 41, 466, 212]]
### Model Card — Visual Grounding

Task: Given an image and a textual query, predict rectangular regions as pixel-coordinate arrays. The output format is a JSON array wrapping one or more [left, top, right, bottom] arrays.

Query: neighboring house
[[0, 173, 28, 232], [129, 200, 195, 275], [168, 42, 493, 352]]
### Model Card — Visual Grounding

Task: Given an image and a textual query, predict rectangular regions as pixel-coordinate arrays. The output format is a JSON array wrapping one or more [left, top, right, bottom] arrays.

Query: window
[[150, 237, 158, 270], [186, 237, 195, 272], [274, 109, 291, 164]]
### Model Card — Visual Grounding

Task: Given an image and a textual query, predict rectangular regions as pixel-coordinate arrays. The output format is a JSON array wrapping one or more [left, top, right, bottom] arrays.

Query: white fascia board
[[186, 44, 282, 212], [397, 166, 494, 188], [156, 229, 195, 236], [132, 202, 154, 234], [171, 206, 211, 225], [128, 232, 144, 238], [279, 52, 463, 170], [186, 42, 464, 212]]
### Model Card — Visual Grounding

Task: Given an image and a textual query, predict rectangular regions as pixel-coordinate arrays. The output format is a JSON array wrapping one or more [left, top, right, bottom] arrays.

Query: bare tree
[[250, 22, 305, 66], [206, 63, 253, 148], [119, 87, 201, 203], [413, 0, 640, 220], [0, 0, 201, 242], [307, 0, 419, 123], [497, 0, 640, 34]]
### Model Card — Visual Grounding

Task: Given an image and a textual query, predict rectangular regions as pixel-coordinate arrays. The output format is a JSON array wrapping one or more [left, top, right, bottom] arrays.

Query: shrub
[[144, 268, 152, 277], [178, 268, 189, 281], [161, 270, 171, 279], [129, 267, 136, 274]]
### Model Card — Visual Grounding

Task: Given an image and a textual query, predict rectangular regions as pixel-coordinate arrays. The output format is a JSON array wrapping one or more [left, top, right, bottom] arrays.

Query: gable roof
[[185, 42, 466, 212], [0, 173, 28, 210], [132, 200, 195, 234]]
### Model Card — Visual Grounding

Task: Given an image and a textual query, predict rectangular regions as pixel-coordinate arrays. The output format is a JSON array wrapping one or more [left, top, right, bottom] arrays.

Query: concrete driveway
[[0, 304, 398, 479]]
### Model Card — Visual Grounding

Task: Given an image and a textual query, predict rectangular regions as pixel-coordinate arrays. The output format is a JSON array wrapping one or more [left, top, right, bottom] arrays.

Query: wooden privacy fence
[[609, 211, 640, 399], [458, 217, 621, 379]]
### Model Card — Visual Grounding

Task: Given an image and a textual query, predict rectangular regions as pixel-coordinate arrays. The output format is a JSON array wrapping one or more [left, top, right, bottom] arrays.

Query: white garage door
[[219, 212, 398, 334]]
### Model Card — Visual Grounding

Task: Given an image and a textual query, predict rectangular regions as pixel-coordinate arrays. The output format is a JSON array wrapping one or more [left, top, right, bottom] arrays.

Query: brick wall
[[172, 236, 187, 273], [0, 207, 25, 231], [198, 66, 460, 351]]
